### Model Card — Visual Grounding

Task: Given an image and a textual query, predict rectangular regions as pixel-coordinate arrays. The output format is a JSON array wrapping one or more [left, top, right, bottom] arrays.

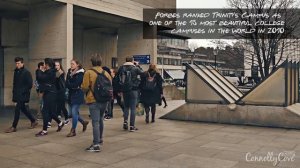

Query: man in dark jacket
[[5, 57, 38, 133], [116, 57, 143, 132]]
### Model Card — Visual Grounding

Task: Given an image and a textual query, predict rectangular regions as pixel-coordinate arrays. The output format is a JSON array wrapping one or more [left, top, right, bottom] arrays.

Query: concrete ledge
[[163, 85, 185, 100], [160, 103, 300, 129]]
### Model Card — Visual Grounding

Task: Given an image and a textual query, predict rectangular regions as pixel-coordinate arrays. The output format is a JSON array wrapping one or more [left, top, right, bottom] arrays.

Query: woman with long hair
[[140, 64, 163, 123], [35, 58, 65, 137], [66, 59, 89, 137], [55, 61, 70, 124]]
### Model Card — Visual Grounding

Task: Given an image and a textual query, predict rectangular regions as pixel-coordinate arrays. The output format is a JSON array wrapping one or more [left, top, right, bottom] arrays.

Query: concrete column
[[117, 23, 157, 70], [1, 18, 29, 106], [65, 3, 73, 70], [29, 2, 73, 72]]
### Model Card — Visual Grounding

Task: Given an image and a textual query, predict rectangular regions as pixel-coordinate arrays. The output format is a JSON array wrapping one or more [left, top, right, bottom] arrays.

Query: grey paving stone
[[13, 151, 76, 168], [163, 154, 238, 168], [27, 142, 79, 155], [56, 161, 105, 168]]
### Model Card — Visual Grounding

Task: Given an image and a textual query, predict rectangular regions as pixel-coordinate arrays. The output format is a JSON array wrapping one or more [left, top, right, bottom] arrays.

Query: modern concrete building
[[0, 0, 175, 109]]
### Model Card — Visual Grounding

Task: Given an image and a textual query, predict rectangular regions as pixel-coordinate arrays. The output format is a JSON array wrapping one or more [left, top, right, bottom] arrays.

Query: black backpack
[[118, 66, 134, 92], [90, 69, 113, 102], [143, 72, 157, 91]]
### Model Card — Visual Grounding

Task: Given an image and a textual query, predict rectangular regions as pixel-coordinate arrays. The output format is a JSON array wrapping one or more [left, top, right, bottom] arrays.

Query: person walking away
[[55, 61, 70, 125], [112, 68, 125, 114], [116, 57, 143, 132], [5, 57, 38, 133], [102, 66, 113, 120], [82, 54, 112, 152], [65, 60, 89, 137], [35, 62, 45, 119], [35, 58, 64, 137], [140, 64, 163, 123]]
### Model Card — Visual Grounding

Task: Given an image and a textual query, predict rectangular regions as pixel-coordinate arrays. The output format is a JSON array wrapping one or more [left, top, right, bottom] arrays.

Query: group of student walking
[[4, 55, 167, 152]]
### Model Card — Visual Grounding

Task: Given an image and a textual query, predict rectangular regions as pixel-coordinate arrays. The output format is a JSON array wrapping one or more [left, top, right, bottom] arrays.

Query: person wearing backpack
[[82, 54, 112, 152], [65, 60, 89, 137], [116, 57, 143, 132], [140, 64, 163, 123]]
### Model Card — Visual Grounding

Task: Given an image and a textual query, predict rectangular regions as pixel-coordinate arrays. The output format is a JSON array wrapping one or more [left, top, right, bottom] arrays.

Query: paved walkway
[[0, 100, 300, 168]]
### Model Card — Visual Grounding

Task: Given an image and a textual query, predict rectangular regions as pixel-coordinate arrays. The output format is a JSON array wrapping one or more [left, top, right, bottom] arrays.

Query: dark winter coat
[[66, 68, 85, 105], [12, 67, 33, 103], [36, 68, 57, 94], [115, 62, 144, 92], [56, 71, 66, 94], [140, 70, 163, 106]]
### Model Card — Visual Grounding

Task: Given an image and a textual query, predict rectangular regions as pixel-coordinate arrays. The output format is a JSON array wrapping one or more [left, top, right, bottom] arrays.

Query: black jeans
[[42, 92, 61, 131], [12, 102, 36, 128], [114, 92, 124, 113], [162, 96, 167, 106], [144, 104, 156, 121], [56, 92, 68, 120]]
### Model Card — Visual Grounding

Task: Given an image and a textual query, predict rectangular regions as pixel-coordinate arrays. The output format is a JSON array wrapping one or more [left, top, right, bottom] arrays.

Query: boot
[[151, 111, 156, 123], [67, 128, 76, 137], [28, 121, 38, 129], [82, 121, 89, 132], [145, 115, 149, 124], [5, 127, 16, 133]]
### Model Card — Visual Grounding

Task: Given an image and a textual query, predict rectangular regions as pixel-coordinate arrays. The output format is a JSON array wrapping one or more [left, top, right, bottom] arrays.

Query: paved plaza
[[0, 100, 299, 168]]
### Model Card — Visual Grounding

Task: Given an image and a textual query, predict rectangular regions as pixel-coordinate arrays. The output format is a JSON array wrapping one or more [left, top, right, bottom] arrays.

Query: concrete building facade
[[0, 0, 175, 109]]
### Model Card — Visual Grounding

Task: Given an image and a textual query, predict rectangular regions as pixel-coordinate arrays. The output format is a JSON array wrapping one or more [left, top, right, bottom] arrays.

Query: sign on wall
[[133, 55, 150, 64]]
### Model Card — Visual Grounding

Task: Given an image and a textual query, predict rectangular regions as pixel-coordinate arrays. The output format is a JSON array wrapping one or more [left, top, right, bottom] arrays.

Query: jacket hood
[[123, 62, 135, 66], [76, 68, 85, 74]]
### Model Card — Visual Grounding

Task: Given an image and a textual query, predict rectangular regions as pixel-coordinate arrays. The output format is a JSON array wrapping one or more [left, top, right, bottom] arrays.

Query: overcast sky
[[176, 0, 230, 48], [177, 0, 228, 9]]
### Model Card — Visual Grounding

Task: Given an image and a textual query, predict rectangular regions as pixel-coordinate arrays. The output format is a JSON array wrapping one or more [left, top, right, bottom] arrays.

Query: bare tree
[[227, 0, 300, 79]]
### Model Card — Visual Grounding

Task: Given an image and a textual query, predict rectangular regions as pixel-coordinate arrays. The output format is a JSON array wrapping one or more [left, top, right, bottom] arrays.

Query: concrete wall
[[55, 0, 176, 21], [1, 18, 29, 106], [117, 23, 157, 68], [74, 28, 117, 68], [161, 103, 300, 129], [29, 2, 73, 71]]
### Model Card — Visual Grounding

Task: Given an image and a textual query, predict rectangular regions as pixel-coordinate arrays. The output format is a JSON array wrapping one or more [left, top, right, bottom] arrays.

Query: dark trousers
[[12, 102, 36, 128], [162, 96, 167, 106], [56, 93, 68, 120], [144, 104, 156, 121], [114, 92, 125, 113], [42, 92, 61, 131]]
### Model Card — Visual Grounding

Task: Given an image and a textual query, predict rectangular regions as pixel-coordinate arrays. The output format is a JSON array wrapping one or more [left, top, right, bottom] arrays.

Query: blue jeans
[[123, 90, 138, 127], [69, 104, 84, 129], [89, 102, 108, 145]]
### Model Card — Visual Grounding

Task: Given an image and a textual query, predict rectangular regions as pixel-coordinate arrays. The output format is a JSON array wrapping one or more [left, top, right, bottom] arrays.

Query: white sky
[[176, 0, 230, 48]]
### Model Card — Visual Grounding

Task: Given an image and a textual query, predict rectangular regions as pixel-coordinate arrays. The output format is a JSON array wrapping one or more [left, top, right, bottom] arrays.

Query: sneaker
[[56, 122, 65, 132], [29, 121, 38, 129], [58, 115, 62, 119], [35, 130, 48, 137], [105, 116, 111, 120], [82, 121, 89, 132], [47, 122, 51, 128], [64, 119, 70, 125], [5, 127, 16, 133], [123, 122, 128, 130], [85, 144, 101, 152], [163, 105, 168, 108], [129, 126, 138, 132]]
